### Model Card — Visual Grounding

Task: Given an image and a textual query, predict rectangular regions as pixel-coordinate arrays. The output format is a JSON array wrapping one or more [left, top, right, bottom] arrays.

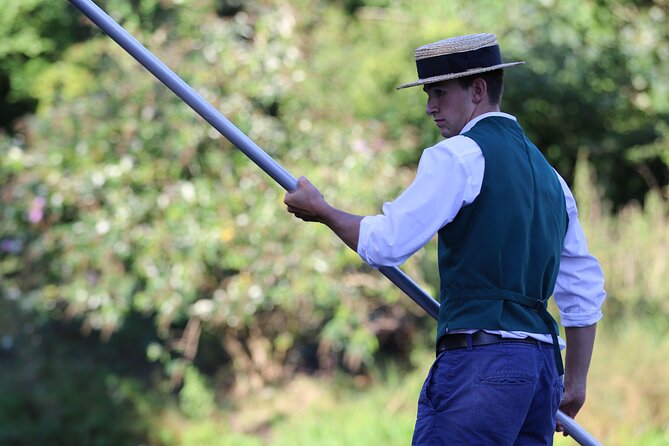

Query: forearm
[[556, 323, 597, 429], [563, 324, 597, 398], [318, 203, 363, 251]]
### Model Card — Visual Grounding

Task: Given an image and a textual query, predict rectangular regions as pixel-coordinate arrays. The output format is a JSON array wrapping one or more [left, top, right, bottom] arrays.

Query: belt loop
[[466, 333, 473, 351]]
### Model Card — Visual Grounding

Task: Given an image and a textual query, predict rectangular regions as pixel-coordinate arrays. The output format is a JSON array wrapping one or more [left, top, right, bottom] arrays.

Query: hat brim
[[396, 61, 524, 90]]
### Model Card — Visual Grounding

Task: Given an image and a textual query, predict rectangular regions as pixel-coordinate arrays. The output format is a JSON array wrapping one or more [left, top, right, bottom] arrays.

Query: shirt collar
[[460, 112, 517, 134]]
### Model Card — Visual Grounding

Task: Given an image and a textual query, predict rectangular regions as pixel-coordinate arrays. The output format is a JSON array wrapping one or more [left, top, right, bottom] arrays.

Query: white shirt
[[357, 112, 606, 340]]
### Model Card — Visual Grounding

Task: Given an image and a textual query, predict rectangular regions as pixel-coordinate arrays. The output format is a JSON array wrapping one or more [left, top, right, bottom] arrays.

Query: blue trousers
[[412, 339, 563, 446]]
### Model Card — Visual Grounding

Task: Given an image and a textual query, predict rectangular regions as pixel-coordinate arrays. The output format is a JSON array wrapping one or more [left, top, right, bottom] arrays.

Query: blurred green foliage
[[1, 0, 669, 444], [0, 310, 161, 445], [179, 365, 216, 419], [1, 0, 424, 392]]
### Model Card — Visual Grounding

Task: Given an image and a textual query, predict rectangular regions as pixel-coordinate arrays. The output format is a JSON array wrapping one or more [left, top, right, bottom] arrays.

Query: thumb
[[297, 176, 314, 189]]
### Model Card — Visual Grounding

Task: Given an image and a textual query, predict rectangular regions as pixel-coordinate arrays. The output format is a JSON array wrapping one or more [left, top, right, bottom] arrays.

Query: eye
[[424, 86, 446, 99], [426, 88, 445, 99]]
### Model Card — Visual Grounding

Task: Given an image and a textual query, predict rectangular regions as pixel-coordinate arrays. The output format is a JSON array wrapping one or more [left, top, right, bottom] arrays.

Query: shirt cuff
[[559, 309, 603, 327], [356, 215, 380, 268]]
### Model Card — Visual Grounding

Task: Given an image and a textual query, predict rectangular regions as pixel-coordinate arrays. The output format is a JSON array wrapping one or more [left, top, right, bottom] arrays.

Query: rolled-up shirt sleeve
[[554, 174, 606, 327], [357, 136, 483, 268]]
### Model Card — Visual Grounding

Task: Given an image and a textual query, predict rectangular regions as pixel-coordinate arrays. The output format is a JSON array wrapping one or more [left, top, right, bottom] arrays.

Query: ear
[[471, 77, 488, 104]]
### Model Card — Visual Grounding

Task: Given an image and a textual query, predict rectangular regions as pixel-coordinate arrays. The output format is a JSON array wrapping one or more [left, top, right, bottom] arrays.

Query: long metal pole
[[67, 1, 601, 444]]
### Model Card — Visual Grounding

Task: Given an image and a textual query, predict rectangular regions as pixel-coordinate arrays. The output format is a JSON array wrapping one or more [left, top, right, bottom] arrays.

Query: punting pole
[[67, 1, 602, 444]]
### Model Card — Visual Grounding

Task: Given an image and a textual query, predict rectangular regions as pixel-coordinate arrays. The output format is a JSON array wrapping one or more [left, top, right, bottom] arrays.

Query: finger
[[284, 190, 303, 203], [287, 205, 309, 216], [295, 176, 309, 191]]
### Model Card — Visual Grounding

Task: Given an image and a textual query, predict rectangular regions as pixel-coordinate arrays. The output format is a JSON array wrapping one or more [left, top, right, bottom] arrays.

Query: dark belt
[[436, 331, 539, 355]]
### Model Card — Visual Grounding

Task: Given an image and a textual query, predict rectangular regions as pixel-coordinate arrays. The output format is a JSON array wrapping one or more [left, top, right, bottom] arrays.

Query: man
[[284, 33, 605, 445]]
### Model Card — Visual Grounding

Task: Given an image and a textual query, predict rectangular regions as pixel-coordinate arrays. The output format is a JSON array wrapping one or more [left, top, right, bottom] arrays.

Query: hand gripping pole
[[67, 1, 601, 444]]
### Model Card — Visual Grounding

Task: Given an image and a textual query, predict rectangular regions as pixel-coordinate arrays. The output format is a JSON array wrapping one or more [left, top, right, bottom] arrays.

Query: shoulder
[[426, 135, 482, 163], [418, 136, 484, 184]]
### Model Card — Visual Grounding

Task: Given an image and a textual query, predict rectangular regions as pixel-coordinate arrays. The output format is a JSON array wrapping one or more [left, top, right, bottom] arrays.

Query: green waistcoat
[[436, 116, 567, 369]]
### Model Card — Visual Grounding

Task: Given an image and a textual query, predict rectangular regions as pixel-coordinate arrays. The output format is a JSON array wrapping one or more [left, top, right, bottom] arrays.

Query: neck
[[466, 102, 500, 126]]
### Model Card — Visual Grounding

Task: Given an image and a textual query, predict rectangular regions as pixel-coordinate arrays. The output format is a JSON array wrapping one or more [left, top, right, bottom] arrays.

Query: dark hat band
[[416, 45, 503, 79]]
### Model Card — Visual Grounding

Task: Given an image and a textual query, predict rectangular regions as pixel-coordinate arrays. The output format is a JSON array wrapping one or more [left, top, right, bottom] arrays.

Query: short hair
[[457, 69, 504, 105]]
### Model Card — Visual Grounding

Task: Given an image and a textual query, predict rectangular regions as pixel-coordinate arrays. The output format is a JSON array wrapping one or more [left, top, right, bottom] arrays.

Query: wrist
[[315, 200, 334, 223], [563, 375, 587, 393]]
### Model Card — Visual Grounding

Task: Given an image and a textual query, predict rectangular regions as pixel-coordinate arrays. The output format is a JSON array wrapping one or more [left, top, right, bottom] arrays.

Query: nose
[[425, 95, 437, 116]]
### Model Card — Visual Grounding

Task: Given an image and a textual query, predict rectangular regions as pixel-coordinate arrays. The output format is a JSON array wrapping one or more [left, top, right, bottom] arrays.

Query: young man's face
[[423, 79, 476, 138]]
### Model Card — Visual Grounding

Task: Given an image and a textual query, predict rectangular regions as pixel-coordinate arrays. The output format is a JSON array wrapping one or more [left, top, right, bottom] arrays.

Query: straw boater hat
[[397, 33, 524, 90]]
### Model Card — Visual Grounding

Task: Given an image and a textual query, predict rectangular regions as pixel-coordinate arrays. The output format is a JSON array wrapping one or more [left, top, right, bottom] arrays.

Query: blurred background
[[1, 0, 668, 444]]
